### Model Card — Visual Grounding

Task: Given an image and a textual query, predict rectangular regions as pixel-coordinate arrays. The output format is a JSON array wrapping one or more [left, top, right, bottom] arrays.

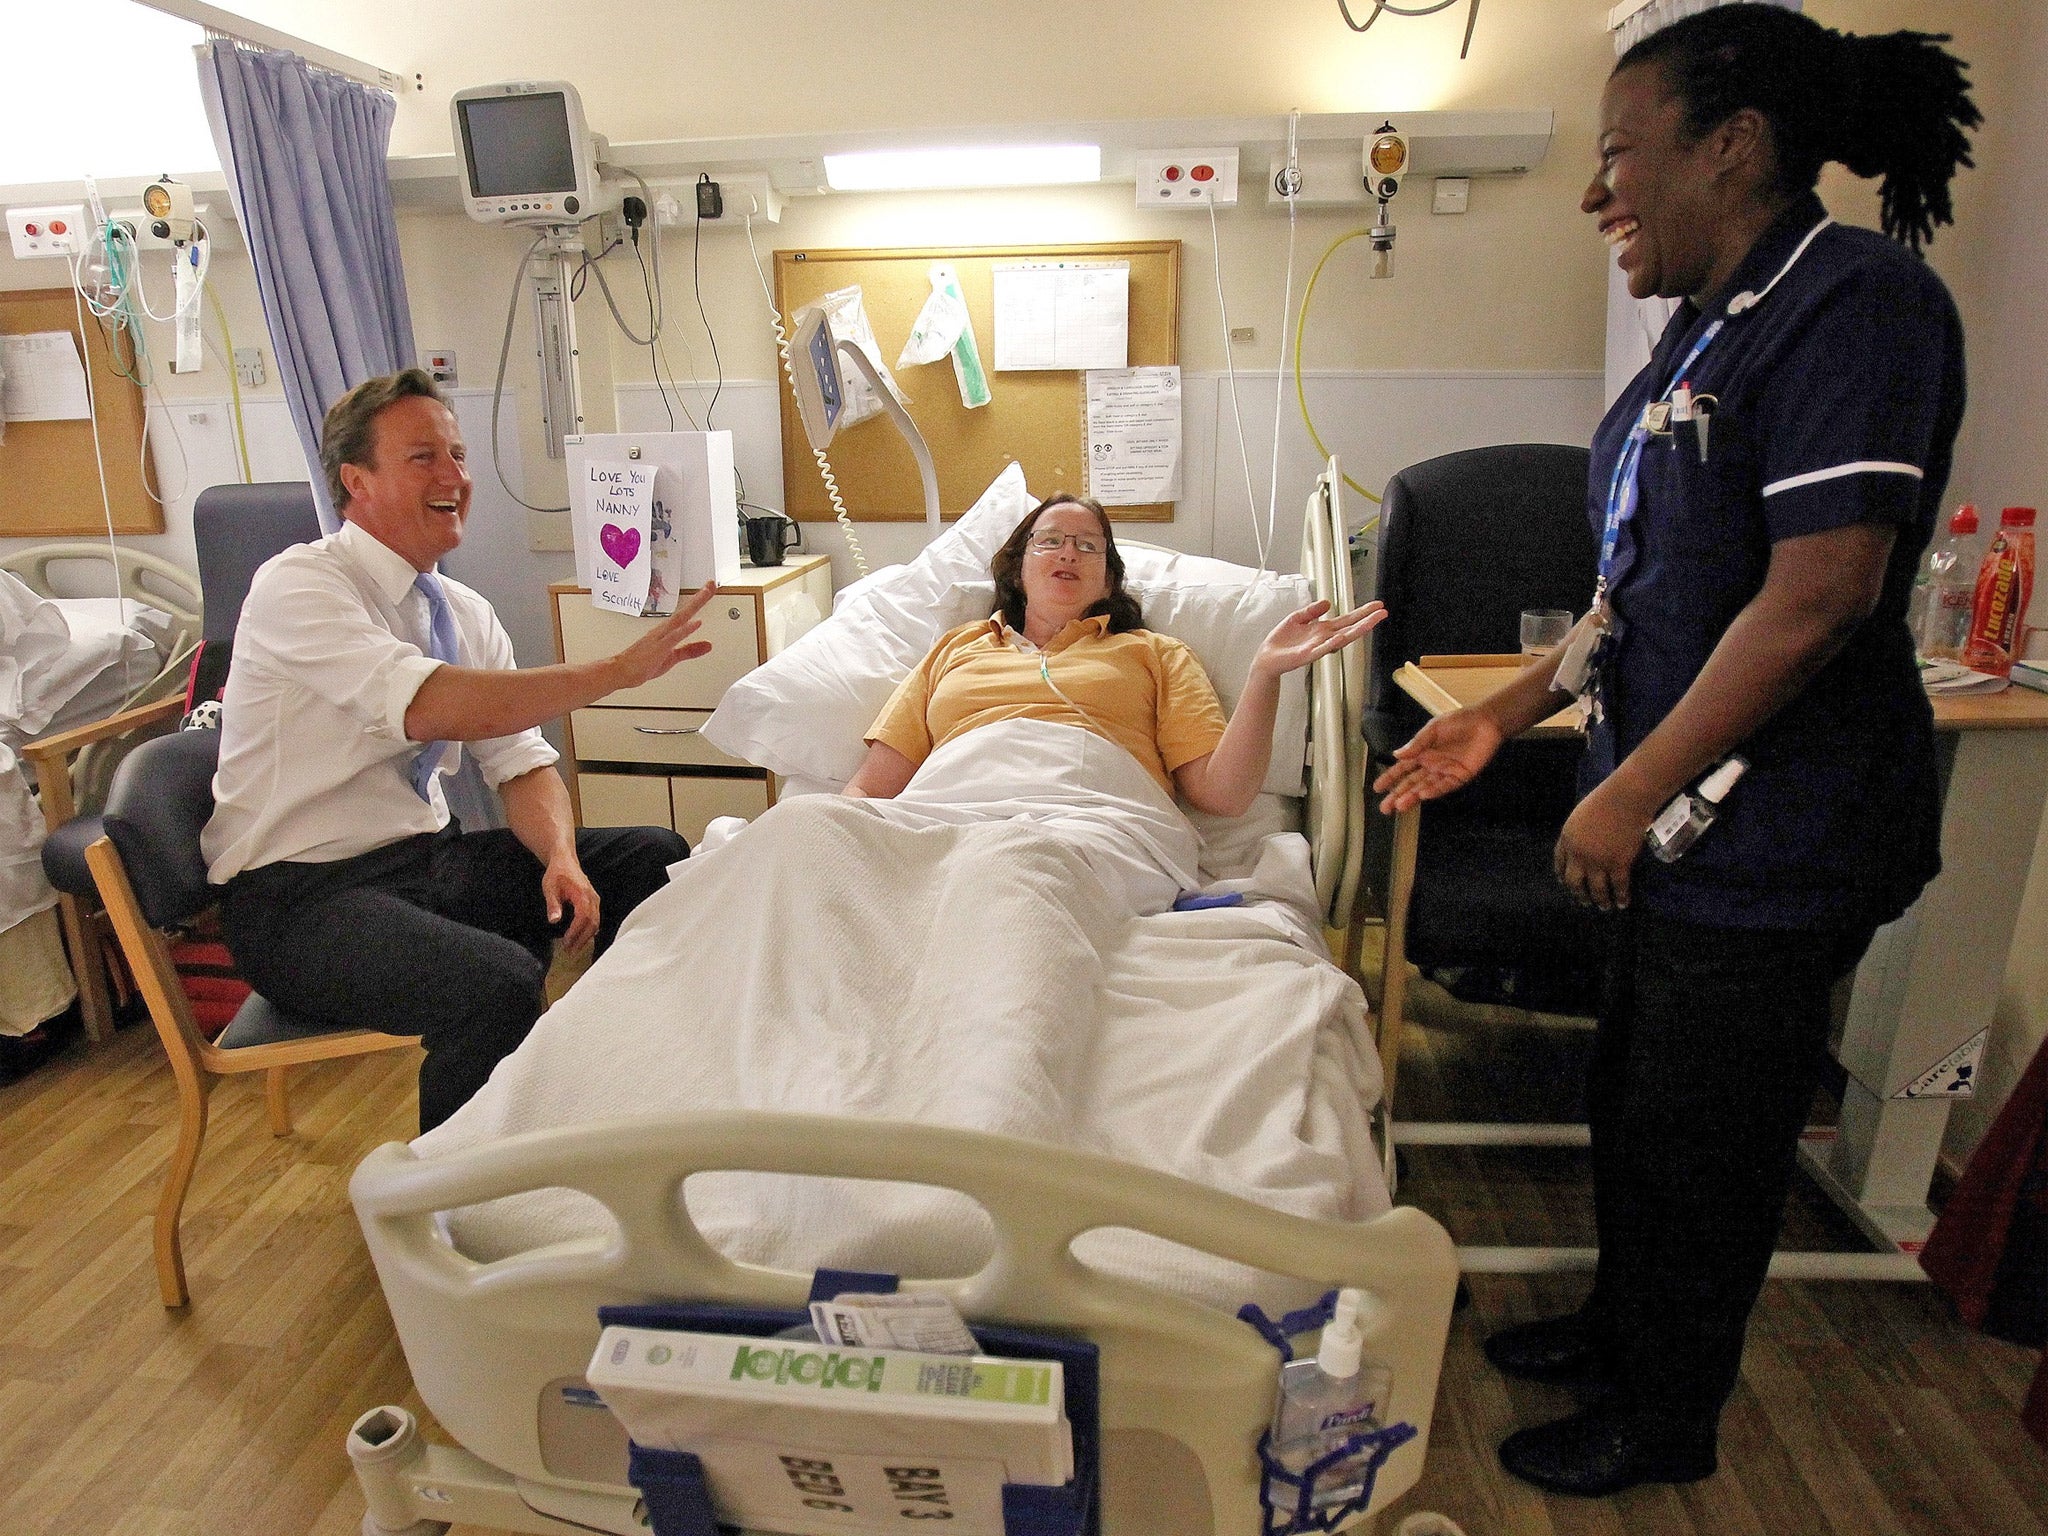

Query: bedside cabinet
[[550, 554, 832, 844]]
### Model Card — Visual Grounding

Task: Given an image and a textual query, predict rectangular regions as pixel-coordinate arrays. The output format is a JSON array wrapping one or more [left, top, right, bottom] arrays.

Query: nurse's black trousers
[[1584, 909, 1875, 1433]]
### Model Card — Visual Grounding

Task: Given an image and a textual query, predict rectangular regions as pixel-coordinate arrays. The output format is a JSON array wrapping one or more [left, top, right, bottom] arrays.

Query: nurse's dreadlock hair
[[1618, 4, 1979, 253]]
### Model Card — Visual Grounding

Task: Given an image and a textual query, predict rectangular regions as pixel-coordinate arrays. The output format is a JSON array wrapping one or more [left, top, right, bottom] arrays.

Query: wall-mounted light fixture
[[821, 144, 1101, 193]]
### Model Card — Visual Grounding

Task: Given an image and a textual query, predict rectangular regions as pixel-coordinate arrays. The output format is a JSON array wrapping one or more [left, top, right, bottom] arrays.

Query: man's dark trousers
[[221, 822, 686, 1132]]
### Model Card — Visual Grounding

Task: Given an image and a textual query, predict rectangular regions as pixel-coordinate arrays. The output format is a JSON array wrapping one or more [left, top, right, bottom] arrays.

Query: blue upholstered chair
[[76, 729, 415, 1306]]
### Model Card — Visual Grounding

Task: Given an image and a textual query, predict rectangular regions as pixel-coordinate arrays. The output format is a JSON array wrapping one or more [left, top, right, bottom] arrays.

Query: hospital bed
[[0, 541, 202, 727], [347, 465, 1457, 1536], [3, 543, 202, 1039]]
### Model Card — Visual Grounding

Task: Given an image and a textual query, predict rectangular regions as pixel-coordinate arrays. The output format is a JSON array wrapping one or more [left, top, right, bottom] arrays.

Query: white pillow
[[702, 463, 1034, 783]]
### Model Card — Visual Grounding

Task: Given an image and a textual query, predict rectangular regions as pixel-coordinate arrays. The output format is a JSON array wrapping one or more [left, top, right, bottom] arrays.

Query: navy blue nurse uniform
[[1576, 190, 1966, 1429]]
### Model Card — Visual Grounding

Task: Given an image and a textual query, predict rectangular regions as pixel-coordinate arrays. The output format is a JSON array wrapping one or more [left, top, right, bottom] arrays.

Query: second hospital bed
[[346, 466, 1457, 1536]]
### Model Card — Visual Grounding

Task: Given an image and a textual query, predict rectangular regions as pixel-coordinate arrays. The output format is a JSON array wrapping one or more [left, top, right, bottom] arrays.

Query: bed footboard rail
[[352, 1111, 1455, 1536]]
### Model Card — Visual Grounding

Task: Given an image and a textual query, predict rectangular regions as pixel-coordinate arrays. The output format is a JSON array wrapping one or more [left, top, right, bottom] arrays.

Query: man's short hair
[[321, 368, 449, 512]]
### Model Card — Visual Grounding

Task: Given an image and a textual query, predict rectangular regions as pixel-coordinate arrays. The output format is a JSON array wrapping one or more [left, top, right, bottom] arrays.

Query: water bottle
[[1917, 504, 1979, 660]]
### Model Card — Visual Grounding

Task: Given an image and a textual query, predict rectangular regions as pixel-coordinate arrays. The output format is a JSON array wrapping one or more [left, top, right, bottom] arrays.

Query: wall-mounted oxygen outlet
[[1137, 150, 1239, 207], [6, 204, 88, 259], [110, 203, 234, 251]]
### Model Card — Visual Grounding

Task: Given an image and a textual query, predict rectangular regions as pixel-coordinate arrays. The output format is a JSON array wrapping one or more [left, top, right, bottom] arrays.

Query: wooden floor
[[1375, 967, 2048, 1535], [1, 980, 2044, 1536]]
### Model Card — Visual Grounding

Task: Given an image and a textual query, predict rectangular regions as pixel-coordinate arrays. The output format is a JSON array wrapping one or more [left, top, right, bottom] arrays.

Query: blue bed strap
[[1238, 1294, 1419, 1534]]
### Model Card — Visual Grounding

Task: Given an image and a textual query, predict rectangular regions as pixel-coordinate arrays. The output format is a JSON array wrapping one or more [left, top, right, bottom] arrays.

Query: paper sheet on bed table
[[420, 797, 1384, 1312]]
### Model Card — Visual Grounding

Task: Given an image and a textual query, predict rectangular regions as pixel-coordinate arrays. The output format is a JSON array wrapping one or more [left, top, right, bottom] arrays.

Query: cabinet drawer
[[671, 776, 771, 847], [570, 708, 746, 769], [556, 591, 760, 709], [577, 772, 674, 830]]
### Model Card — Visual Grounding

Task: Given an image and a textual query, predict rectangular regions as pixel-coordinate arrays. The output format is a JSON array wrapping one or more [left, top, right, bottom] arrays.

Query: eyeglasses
[[1028, 531, 1106, 557]]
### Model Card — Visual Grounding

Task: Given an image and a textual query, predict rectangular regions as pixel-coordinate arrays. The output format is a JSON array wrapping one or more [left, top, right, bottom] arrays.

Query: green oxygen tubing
[[1294, 228, 1385, 523]]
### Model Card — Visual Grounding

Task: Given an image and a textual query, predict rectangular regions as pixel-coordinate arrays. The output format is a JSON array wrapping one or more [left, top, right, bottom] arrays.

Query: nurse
[[1373, 6, 1977, 1498]]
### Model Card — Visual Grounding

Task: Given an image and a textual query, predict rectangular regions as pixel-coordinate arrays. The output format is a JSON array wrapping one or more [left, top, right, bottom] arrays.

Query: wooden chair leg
[[56, 892, 114, 1043], [156, 1070, 212, 1308], [265, 1068, 291, 1136], [1375, 804, 1422, 1118]]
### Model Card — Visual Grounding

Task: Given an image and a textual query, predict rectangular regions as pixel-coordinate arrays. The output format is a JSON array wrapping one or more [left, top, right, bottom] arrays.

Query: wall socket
[[424, 348, 458, 386], [5, 204, 87, 259], [1136, 150, 1239, 207]]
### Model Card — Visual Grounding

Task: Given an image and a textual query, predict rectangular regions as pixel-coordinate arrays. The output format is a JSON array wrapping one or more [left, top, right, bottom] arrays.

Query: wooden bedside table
[[549, 554, 833, 844]]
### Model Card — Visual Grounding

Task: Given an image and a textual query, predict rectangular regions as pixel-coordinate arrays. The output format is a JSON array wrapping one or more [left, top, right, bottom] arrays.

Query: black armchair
[[1362, 444, 1607, 1111]]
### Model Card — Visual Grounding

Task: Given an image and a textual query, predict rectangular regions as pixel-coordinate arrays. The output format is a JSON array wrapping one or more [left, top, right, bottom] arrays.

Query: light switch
[[1432, 178, 1471, 215]]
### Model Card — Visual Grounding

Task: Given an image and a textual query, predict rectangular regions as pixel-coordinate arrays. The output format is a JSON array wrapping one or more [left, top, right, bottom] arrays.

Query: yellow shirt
[[866, 616, 1228, 797]]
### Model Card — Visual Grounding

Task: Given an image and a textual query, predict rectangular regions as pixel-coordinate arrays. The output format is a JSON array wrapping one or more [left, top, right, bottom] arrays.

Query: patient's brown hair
[[990, 493, 1145, 635]]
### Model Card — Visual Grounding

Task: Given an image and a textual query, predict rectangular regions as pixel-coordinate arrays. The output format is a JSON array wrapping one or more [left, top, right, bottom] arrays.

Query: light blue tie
[[410, 571, 461, 801]]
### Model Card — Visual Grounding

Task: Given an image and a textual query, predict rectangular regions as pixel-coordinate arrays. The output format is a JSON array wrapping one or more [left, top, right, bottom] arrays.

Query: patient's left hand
[[1255, 599, 1387, 677], [543, 856, 601, 951]]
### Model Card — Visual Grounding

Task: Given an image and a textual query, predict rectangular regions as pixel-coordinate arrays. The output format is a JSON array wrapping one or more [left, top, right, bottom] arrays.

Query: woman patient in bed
[[839, 493, 1383, 913]]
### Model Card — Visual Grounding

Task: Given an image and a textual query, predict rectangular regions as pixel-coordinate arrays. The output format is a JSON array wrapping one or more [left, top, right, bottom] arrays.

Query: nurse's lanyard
[[1567, 215, 1834, 725], [1573, 318, 1724, 723]]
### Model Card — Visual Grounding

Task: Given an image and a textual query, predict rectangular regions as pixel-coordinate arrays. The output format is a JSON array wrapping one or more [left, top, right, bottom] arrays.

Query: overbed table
[[1384, 653, 2048, 1269]]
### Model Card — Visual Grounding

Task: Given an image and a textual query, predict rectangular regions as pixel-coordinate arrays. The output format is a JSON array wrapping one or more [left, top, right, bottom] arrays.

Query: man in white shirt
[[204, 369, 715, 1131]]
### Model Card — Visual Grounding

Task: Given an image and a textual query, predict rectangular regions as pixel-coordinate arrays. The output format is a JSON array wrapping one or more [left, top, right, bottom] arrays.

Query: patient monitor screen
[[459, 94, 579, 197]]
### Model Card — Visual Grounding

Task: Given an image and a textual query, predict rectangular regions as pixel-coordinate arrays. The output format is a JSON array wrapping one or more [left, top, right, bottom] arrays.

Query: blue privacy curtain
[[198, 45, 503, 830], [197, 42, 416, 531]]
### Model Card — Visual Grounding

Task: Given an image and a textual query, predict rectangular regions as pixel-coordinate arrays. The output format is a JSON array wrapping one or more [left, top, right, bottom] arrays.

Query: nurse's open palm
[[1375, 708, 1505, 813]]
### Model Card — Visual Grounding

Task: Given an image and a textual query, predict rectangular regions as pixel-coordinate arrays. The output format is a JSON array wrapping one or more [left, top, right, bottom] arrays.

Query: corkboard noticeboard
[[774, 241, 1180, 523], [0, 287, 163, 537]]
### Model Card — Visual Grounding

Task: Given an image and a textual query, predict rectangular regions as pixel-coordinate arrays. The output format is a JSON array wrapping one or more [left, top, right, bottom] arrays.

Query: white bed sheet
[[0, 576, 173, 747], [418, 724, 1384, 1313]]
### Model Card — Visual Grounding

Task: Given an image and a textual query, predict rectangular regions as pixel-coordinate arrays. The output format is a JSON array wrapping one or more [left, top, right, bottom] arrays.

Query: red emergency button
[[23, 223, 40, 237], [1162, 165, 1182, 182], [1191, 164, 1215, 182]]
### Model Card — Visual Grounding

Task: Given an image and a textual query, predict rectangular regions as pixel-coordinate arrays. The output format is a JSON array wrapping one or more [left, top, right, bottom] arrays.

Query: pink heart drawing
[[599, 522, 641, 569]]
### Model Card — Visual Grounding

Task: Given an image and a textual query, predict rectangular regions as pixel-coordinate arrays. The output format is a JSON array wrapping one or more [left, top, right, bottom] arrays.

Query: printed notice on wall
[[992, 261, 1129, 371], [0, 331, 91, 422], [582, 459, 655, 615], [1085, 366, 1182, 505]]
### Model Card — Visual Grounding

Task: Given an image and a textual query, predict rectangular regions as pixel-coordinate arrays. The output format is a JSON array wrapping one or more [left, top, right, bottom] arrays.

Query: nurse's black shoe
[[1482, 1310, 1609, 1385], [1498, 1399, 1717, 1497]]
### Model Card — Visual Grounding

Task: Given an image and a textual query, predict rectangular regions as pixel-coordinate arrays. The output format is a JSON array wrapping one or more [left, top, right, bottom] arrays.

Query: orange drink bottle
[[1961, 507, 2035, 678]]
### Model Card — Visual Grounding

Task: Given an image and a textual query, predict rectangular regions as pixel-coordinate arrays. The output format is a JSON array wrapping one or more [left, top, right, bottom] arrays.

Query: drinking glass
[[1520, 609, 1573, 657]]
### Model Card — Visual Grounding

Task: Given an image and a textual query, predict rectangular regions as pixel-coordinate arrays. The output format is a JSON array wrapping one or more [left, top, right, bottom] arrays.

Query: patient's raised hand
[[1253, 599, 1387, 678]]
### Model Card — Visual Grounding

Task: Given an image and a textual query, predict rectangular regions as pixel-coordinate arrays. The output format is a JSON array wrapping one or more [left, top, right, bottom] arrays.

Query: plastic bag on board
[[816, 285, 907, 430]]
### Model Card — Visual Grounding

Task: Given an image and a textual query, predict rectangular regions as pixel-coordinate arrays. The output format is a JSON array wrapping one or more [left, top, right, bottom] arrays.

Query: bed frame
[[346, 465, 1458, 1536], [0, 541, 203, 806]]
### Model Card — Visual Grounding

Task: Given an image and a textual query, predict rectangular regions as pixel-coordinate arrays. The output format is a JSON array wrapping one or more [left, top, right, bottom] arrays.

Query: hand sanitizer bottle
[[1645, 755, 1749, 864], [1270, 1289, 1394, 1509]]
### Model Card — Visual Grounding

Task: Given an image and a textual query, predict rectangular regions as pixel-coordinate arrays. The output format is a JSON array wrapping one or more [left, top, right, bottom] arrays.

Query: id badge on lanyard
[[1572, 318, 1724, 725]]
